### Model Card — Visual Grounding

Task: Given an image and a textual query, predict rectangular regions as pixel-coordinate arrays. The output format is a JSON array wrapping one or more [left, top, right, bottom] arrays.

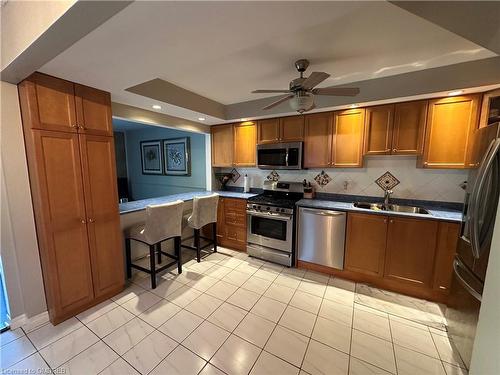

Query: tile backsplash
[[214, 156, 468, 203]]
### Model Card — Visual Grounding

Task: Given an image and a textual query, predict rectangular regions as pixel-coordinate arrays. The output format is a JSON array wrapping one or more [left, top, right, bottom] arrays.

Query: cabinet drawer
[[224, 198, 246, 212]]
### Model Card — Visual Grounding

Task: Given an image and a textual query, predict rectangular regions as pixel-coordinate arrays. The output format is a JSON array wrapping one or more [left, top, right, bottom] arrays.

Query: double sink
[[353, 202, 430, 215]]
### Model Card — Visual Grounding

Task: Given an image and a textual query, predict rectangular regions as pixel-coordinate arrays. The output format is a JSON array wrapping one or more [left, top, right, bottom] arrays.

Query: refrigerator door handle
[[453, 258, 482, 302], [469, 138, 500, 258]]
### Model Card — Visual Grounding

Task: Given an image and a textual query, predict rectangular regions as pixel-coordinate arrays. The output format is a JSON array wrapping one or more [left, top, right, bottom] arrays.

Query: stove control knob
[[257, 206, 261, 210], [280, 208, 285, 213], [266, 206, 270, 211], [252, 204, 257, 209]]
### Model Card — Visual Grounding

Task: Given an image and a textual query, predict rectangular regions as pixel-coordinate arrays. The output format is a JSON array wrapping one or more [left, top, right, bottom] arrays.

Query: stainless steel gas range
[[246, 181, 304, 266]]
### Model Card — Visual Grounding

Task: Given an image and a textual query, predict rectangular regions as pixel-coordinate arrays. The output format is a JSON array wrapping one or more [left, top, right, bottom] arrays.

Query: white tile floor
[[1, 247, 468, 375]]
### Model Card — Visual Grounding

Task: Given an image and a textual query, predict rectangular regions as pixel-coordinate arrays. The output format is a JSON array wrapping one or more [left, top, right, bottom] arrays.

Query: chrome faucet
[[384, 189, 393, 207]]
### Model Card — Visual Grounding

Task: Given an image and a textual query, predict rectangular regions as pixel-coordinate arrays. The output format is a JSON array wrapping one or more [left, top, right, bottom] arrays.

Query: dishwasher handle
[[301, 208, 345, 217]]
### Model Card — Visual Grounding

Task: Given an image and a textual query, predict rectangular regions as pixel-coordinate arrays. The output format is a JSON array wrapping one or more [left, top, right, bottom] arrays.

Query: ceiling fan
[[251, 59, 360, 113]]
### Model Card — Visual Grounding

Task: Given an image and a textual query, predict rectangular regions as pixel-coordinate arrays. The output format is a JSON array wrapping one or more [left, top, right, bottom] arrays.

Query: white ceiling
[[40, 1, 496, 124]]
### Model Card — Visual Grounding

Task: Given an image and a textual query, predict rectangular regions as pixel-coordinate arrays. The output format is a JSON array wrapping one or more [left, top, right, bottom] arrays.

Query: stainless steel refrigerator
[[446, 123, 500, 369]]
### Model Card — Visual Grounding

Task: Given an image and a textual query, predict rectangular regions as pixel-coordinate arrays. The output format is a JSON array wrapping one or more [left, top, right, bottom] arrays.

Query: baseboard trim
[[10, 311, 49, 332]]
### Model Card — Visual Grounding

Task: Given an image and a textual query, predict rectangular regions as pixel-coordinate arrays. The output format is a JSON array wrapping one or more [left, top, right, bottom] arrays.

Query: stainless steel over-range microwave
[[257, 142, 303, 170]]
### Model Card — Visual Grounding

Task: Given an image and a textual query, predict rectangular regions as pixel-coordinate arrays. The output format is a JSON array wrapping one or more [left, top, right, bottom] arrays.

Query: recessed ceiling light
[[350, 104, 358, 108], [152, 104, 162, 110], [198, 117, 206, 121], [240, 118, 248, 121], [448, 90, 463, 96]]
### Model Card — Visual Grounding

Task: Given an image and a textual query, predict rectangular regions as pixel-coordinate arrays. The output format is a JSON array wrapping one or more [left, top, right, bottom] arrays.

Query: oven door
[[247, 211, 293, 252]]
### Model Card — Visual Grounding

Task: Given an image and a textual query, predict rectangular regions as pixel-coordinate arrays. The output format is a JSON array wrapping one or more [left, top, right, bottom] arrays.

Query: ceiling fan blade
[[312, 87, 360, 96], [252, 89, 291, 94], [262, 94, 294, 110], [301, 72, 330, 90]]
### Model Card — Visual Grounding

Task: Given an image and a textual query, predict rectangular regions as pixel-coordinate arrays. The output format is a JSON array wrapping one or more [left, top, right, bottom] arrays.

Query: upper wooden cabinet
[[19, 73, 113, 136], [479, 88, 500, 128], [384, 216, 439, 288], [75, 84, 113, 136], [345, 213, 387, 276], [419, 94, 480, 169], [233, 121, 257, 166], [364, 101, 427, 156], [364, 105, 394, 155], [257, 116, 304, 144], [257, 118, 280, 144], [392, 100, 428, 155], [211, 124, 234, 167], [332, 108, 365, 167], [304, 112, 333, 168], [280, 116, 304, 142]]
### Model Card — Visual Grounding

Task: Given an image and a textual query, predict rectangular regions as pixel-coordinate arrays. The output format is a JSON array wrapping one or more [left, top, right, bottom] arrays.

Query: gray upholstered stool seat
[[125, 200, 184, 289], [182, 194, 219, 262]]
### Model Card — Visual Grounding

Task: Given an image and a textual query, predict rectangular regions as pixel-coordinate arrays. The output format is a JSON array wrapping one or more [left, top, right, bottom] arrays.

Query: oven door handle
[[247, 211, 293, 221]]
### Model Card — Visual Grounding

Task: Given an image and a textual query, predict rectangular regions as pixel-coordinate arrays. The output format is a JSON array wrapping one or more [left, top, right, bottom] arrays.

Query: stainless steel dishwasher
[[297, 207, 346, 269]]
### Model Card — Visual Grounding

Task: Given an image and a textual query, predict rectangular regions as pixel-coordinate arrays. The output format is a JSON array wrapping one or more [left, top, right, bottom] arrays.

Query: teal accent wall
[[124, 126, 207, 200]]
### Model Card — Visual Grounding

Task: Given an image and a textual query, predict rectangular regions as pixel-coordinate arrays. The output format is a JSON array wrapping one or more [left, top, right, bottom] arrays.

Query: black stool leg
[[195, 229, 201, 262], [156, 242, 162, 264], [212, 222, 217, 253], [125, 238, 132, 279], [175, 236, 182, 274], [149, 244, 157, 289]]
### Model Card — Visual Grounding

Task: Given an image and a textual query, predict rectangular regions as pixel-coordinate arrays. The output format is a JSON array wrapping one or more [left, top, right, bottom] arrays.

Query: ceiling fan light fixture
[[289, 92, 314, 113]]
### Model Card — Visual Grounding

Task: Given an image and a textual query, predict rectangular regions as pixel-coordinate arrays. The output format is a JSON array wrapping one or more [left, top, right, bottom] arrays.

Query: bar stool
[[125, 200, 184, 289], [182, 194, 219, 262]]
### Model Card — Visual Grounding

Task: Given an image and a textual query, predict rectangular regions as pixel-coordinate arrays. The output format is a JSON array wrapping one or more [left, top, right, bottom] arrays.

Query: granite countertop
[[119, 191, 257, 215], [296, 198, 463, 222]]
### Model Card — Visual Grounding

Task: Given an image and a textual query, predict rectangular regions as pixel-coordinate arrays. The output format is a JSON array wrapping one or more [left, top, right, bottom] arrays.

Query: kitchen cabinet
[[257, 116, 304, 144], [384, 216, 439, 288], [392, 100, 428, 155], [19, 73, 124, 324], [211, 124, 234, 167], [341, 211, 459, 301], [19, 72, 113, 136], [303, 112, 333, 168], [345, 213, 387, 276], [280, 116, 304, 142], [257, 118, 280, 144], [479, 88, 500, 128], [364, 105, 394, 155], [233, 121, 257, 166], [332, 108, 365, 167], [419, 95, 480, 168], [364, 101, 427, 156], [211, 197, 247, 251], [432, 222, 461, 293]]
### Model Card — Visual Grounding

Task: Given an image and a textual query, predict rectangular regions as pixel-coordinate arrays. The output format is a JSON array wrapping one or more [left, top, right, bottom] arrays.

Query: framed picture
[[140, 140, 163, 175], [163, 137, 191, 176]]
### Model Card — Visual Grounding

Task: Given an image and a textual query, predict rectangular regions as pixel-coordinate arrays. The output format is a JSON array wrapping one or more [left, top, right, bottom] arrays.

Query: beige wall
[[469, 202, 500, 375], [0, 81, 47, 320], [0, 0, 75, 70]]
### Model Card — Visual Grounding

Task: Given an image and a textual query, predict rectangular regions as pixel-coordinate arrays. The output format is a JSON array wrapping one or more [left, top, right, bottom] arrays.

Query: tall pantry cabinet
[[18, 72, 124, 324]]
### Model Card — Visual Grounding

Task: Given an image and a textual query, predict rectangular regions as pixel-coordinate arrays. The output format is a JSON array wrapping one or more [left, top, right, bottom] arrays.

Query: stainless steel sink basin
[[353, 202, 429, 215]]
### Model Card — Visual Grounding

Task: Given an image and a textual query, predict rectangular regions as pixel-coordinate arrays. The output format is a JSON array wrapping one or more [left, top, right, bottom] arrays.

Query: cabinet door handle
[[393, 148, 397, 152], [88, 218, 95, 223], [390, 219, 394, 223], [81, 219, 87, 224], [71, 124, 78, 129], [383, 218, 387, 223]]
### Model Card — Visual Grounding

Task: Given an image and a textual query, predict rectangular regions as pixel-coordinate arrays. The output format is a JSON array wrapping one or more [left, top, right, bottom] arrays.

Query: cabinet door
[[233, 122, 257, 166], [384, 217, 438, 287], [280, 116, 304, 142], [31, 130, 94, 321], [19, 73, 77, 133], [332, 108, 365, 167], [75, 84, 113, 136], [211, 124, 234, 167], [257, 118, 280, 144], [345, 213, 388, 276], [432, 222, 460, 293], [216, 197, 226, 243], [364, 105, 394, 155], [304, 112, 333, 168], [479, 88, 500, 128], [421, 95, 480, 168], [79, 135, 124, 298], [392, 100, 427, 155]]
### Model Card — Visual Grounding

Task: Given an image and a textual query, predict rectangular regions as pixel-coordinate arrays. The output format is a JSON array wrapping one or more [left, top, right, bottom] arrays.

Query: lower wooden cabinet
[[342, 212, 460, 302], [204, 197, 247, 251], [384, 216, 438, 288], [345, 213, 387, 276]]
